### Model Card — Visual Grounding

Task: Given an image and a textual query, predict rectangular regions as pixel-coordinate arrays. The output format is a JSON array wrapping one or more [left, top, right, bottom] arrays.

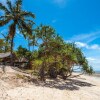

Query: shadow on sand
[[28, 78, 95, 91], [0, 66, 95, 91]]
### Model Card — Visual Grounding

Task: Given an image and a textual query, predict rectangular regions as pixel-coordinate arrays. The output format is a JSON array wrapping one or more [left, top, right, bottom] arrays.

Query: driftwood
[[70, 72, 84, 78]]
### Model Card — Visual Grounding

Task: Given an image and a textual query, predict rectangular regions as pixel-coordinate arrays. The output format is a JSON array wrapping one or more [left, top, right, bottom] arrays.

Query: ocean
[[93, 71, 100, 77], [74, 71, 100, 77]]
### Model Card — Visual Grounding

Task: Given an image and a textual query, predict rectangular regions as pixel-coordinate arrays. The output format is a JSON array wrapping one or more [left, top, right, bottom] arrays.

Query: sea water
[[93, 71, 100, 77]]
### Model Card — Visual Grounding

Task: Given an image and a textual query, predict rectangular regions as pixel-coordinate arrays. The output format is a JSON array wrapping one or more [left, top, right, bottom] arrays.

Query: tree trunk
[[39, 61, 45, 81], [28, 38, 32, 69], [9, 22, 16, 66], [54, 55, 57, 67], [70, 72, 84, 78], [10, 37, 14, 66]]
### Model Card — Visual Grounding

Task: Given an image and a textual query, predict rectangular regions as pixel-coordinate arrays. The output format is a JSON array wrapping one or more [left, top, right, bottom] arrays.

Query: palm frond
[[15, 0, 22, 11], [25, 19, 35, 25], [0, 18, 11, 26], [8, 22, 16, 38], [0, 16, 6, 19], [1, 33, 6, 39], [20, 20, 33, 35], [0, 15, 12, 19], [21, 11, 35, 18], [6, 0, 13, 12], [17, 22, 27, 39], [17, 21, 23, 32], [0, 3, 10, 14]]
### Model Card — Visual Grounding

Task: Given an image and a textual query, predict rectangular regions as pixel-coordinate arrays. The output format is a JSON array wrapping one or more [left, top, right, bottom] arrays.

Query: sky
[[0, 0, 100, 71]]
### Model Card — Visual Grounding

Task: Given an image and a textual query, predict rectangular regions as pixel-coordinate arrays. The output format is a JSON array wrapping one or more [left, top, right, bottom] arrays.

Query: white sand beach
[[0, 66, 100, 100]]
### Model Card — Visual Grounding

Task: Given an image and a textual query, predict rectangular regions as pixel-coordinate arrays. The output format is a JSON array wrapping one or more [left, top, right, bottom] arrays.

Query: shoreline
[[74, 71, 100, 78]]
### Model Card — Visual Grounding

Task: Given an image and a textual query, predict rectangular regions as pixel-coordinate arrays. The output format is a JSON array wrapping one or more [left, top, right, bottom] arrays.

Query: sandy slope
[[0, 66, 100, 100]]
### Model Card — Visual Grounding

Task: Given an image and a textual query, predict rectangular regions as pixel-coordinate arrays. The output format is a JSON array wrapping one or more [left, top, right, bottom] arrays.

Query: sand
[[0, 66, 100, 100]]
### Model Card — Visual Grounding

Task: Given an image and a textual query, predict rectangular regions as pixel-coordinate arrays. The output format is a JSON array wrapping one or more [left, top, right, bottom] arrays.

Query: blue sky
[[0, 0, 100, 71]]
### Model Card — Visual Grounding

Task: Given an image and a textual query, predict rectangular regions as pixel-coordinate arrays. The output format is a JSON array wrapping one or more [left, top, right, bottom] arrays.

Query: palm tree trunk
[[27, 38, 32, 69], [9, 22, 16, 66], [10, 37, 14, 66]]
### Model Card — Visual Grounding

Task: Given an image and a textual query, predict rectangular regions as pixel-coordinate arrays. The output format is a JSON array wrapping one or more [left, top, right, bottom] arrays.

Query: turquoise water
[[92, 71, 100, 77], [74, 71, 100, 77], [95, 71, 100, 74]]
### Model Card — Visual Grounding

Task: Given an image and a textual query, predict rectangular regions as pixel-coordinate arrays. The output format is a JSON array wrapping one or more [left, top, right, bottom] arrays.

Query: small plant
[[16, 74, 25, 79]]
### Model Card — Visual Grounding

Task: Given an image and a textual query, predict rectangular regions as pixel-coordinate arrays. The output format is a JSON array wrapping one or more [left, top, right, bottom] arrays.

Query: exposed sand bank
[[0, 66, 100, 100]]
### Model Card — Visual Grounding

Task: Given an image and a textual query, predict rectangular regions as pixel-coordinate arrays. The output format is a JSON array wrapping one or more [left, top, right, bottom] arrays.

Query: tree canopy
[[0, 0, 94, 81]]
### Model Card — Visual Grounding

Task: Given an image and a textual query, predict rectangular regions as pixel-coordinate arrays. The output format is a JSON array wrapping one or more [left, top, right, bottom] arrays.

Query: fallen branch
[[70, 72, 84, 78]]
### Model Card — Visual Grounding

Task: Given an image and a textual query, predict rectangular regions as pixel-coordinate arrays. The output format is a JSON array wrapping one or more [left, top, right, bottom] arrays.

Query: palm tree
[[0, 0, 35, 65]]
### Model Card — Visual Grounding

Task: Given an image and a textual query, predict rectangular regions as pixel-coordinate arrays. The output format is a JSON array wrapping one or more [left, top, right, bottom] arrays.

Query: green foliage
[[16, 45, 32, 61], [0, 38, 10, 53], [22, 25, 93, 80], [32, 59, 43, 70], [0, 0, 94, 80], [16, 74, 25, 79], [0, 0, 35, 63]]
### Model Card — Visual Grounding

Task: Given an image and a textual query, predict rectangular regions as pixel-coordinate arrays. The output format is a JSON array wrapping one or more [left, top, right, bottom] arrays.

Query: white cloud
[[75, 42, 88, 48], [70, 31, 100, 43], [90, 44, 100, 50], [69, 30, 100, 71], [87, 57, 96, 61], [75, 42, 100, 50], [87, 57, 100, 71]]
